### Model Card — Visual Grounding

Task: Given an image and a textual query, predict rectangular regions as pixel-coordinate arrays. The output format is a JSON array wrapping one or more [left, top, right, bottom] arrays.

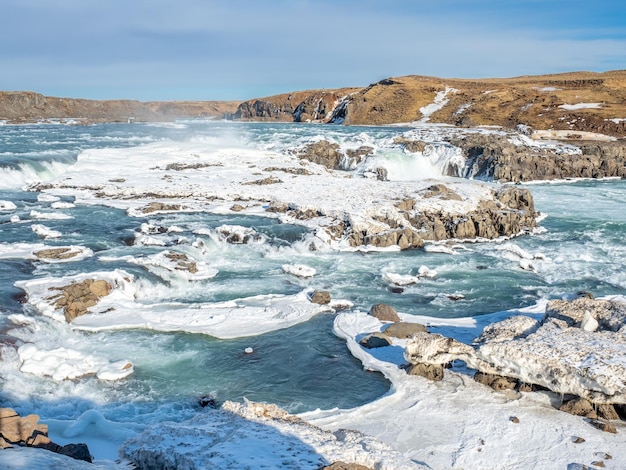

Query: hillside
[[0, 91, 240, 124], [233, 70, 626, 137]]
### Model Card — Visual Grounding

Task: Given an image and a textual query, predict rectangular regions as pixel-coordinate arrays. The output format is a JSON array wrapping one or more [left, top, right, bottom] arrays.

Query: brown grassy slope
[[0, 91, 240, 123], [234, 70, 626, 136]]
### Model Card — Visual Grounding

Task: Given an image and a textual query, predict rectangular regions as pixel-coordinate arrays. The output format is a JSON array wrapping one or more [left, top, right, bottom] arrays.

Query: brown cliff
[[233, 70, 626, 137]]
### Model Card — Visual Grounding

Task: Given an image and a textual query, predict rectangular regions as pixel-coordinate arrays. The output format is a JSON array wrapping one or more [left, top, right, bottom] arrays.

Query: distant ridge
[[0, 91, 240, 124]]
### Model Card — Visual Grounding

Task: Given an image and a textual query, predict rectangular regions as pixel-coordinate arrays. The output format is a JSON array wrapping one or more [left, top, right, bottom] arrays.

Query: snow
[[16, 272, 340, 339], [419, 87, 457, 123], [0, 200, 17, 211], [0, 243, 93, 263], [0, 446, 127, 469], [531, 129, 617, 142], [559, 102, 603, 110], [17, 343, 133, 381], [31, 223, 62, 239], [282, 263, 317, 278], [30, 210, 73, 220], [121, 250, 219, 281], [301, 306, 626, 469], [121, 400, 423, 470]]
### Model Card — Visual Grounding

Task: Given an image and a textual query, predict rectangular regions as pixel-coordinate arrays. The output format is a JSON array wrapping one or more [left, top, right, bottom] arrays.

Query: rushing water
[[1, 121, 625, 455]]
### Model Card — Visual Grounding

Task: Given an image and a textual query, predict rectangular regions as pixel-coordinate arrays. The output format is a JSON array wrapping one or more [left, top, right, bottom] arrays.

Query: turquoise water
[[1, 122, 625, 429]]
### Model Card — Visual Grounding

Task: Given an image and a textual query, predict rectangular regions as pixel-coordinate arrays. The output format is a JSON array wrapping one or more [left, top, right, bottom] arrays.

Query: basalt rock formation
[[449, 134, 626, 182]]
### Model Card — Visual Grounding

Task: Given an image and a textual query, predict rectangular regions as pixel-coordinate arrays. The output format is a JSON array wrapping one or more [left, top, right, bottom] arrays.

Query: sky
[[1, 0, 625, 101]]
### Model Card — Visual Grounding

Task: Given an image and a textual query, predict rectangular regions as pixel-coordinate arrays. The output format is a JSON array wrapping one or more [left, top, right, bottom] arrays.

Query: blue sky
[[2, 0, 625, 101]]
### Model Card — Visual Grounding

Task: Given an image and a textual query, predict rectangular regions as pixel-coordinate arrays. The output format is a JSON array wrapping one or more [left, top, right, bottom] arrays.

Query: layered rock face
[[450, 134, 626, 182], [231, 89, 358, 122]]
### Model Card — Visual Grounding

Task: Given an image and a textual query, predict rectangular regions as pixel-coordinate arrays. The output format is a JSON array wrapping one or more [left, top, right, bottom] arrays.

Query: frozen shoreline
[[302, 304, 626, 469]]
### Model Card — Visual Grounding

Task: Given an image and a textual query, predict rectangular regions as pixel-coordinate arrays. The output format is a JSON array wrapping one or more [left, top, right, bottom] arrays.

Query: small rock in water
[[199, 396, 218, 408], [309, 290, 331, 305], [244, 347, 254, 354], [369, 303, 400, 322]]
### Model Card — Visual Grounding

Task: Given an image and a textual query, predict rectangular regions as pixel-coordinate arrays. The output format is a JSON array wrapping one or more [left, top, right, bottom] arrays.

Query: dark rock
[[359, 333, 392, 349], [310, 290, 331, 305], [587, 419, 617, 434], [230, 204, 245, 212], [58, 443, 93, 463], [383, 322, 427, 339], [509, 416, 520, 424], [199, 396, 218, 409], [369, 304, 401, 322], [572, 436, 586, 444]]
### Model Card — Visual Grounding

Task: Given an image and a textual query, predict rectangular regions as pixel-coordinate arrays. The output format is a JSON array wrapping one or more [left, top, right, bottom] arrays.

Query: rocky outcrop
[[296, 141, 374, 171], [400, 186, 537, 242], [0, 408, 91, 462], [450, 134, 626, 182], [46, 279, 112, 322], [0, 91, 240, 124], [369, 304, 401, 322], [404, 296, 626, 406]]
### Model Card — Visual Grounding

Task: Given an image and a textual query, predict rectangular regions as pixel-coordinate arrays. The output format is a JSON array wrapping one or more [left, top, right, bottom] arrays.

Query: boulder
[[369, 304, 401, 323], [321, 463, 374, 470], [298, 140, 343, 170], [310, 290, 331, 305], [383, 322, 428, 339], [473, 372, 517, 391], [406, 363, 445, 381], [359, 333, 392, 349]]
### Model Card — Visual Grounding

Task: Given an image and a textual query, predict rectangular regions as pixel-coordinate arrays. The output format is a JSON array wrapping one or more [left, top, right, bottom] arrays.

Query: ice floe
[[16, 272, 341, 339]]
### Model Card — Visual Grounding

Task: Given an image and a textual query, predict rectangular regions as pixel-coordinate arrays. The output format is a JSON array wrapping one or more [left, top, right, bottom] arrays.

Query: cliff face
[[232, 71, 626, 137], [0, 91, 240, 123], [231, 88, 359, 122]]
